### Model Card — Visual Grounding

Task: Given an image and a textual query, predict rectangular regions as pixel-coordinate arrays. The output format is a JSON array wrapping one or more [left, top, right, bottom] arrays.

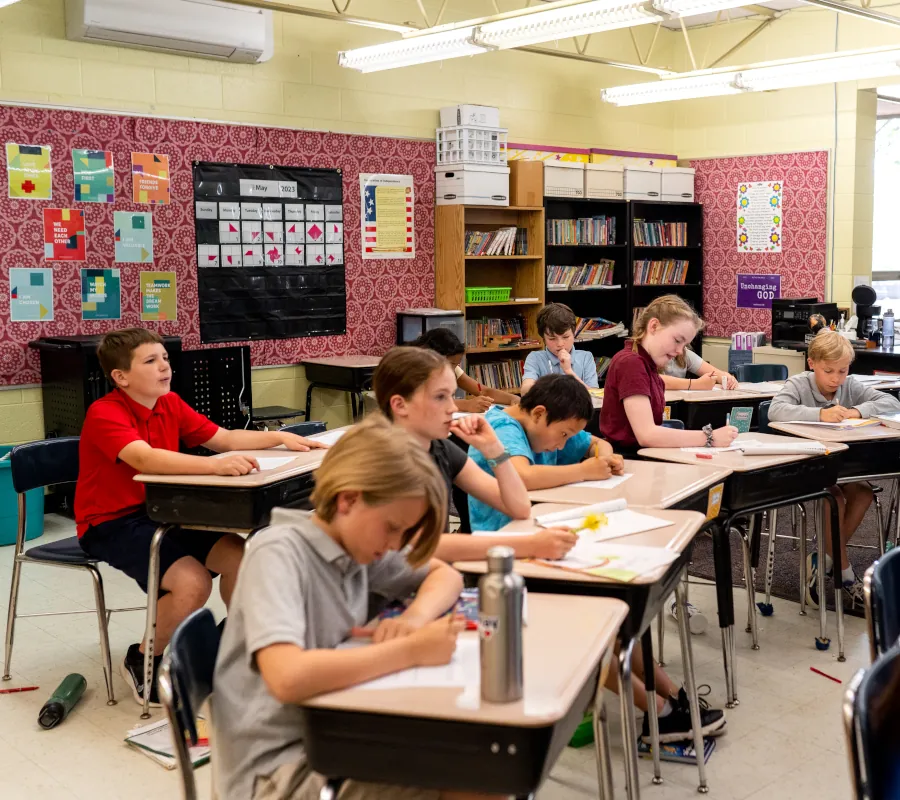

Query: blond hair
[[808, 330, 855, 364], [632, 295, 704, 366], [310, 415, 447, 566]]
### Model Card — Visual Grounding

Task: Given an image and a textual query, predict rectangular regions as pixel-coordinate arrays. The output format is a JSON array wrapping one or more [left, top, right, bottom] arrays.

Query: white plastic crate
[[436, 126, 508, 166], [545, 161, 585, 199], [585, 163, 624, 199]]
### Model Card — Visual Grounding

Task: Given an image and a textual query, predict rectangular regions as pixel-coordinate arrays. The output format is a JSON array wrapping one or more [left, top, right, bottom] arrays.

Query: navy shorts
[[79, 509, 229, 594]]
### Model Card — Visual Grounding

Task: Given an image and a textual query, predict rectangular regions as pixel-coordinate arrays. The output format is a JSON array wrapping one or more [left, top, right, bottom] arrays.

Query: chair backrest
[[10, 437, 80, 494], [661, 419, 685, 430], [736, 363, 789, 383], [845, 645, 900, 800], [758, 401, 772, 435], [279, 421, 327, 437], [867, 548, 900, 659], [451, 484, 472, 534]]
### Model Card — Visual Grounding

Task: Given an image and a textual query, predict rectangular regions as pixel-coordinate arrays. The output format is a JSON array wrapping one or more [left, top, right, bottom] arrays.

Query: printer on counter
[[772, 298, 840, 345]]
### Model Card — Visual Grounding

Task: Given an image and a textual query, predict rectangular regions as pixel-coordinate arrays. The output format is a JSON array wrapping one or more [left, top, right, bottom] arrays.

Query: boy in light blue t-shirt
[[521, 303, 599, 394], [468, 374, 621, 531]]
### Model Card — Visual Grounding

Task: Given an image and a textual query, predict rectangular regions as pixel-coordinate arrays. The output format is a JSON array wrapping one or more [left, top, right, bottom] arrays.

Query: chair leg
[[86, 565, 116, 706], [2, 557, 25, 682], [874, 493, 886, 558], [657, 608, 666, 667], [741, 517, 760, 650], [759, 508, 777, 616], [143, 524, 172, 719]]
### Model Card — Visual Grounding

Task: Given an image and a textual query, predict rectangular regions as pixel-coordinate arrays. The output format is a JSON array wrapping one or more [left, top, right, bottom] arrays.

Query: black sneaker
[[121, 643, 161, 707], [640, 687, 726, 744]]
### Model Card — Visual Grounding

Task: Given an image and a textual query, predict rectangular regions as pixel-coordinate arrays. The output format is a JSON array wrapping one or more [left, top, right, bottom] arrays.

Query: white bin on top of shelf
[[661, 167, 696, 202], [439, 104, 501, 128], [435, 165, 510, 206], [436, 126, 508, 167], [584, 163, 624, 200], [545, 161, 585, 199], [624, 166, 662, 200]]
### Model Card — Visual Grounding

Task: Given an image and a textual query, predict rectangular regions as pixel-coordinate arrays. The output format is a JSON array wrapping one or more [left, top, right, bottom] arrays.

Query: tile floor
[[0, 515, 867, 800]]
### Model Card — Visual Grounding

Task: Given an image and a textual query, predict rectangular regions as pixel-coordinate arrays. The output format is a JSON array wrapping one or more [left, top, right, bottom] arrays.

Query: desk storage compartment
[[722, 456, 838, 511]]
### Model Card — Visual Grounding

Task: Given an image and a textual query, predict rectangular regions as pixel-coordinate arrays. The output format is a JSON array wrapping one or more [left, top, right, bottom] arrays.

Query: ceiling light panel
[[338, 27, 488, 72], [601, 71, 743, 105]]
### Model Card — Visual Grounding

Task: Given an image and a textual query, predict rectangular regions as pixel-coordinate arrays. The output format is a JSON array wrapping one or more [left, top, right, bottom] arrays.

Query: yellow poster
[[374, 186, 408, 251], [7, 143, 52, 199], [360, 174, 414, 260]]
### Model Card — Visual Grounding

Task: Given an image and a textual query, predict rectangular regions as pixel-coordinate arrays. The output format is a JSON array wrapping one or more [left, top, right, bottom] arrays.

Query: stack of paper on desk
[[786, 418, 880, 431], [308, 429, 346, 445], [735, 381, 786, 394], [681, 437, 828, 456], [532, 499, 673, 542], [538, 542, 679, 583]]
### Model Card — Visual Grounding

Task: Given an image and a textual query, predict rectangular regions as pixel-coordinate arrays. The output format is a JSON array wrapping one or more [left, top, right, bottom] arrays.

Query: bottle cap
[[486, 545, 515, 573]]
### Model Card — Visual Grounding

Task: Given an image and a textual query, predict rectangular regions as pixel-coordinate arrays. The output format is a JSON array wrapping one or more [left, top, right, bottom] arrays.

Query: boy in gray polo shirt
[[521, 303, 598, 393], [212, 417, 498, 800]]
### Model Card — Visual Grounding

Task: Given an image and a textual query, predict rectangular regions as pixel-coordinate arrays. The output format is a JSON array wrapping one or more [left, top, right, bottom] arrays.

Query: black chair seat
[[252, 405, 305, 422], [24, 536, 95, 565]]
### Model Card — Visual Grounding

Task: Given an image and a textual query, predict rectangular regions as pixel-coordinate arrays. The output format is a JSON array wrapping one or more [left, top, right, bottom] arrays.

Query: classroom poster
[[81, 268, 121, 321], [140, 271, 177, 321], [43, 208, 86, 261], [360, 173, 414, 260], [132, 152, 170, 205], [9, 268, 53, 321], [736, 273, 781, 309], [737, 180, 783, 253], [6, 143, 52, 199], [115, 211, 153, 262], [72, 149, 115, 203]]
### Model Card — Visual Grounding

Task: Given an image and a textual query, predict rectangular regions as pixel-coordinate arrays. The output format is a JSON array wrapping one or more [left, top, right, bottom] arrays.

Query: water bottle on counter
[[884, 309, 895, 348], [478, 545, 524, 703]]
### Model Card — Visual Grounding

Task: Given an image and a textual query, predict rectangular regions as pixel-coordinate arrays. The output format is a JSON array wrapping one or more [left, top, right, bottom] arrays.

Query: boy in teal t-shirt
[[468, 374, 623, 531]]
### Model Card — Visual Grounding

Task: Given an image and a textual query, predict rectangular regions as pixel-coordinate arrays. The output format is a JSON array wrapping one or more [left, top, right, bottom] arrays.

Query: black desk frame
[[302, 361, 377, 422]]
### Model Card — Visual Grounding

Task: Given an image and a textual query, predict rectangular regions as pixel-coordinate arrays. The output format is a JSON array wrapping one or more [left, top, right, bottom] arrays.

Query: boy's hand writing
[[450, 415, 504, 459], [821, 405, 853, 422], [580, 456, 613, 481], [351, 615, 424, 643], [279, 432, 329, 452], [606, 454, 625, 475], [213, 454, 259, 476], [409, 617, 464, 667], [529, 528, 578, 559], [711, 426, 739, 447]]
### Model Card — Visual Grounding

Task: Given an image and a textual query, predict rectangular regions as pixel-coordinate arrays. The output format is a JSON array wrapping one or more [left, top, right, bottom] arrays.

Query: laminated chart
[[192, 161, 345, 343], [10, 268, 53, 321], [132, 152, 170, 205], [6, 143, 52, 199], [115, 211, 154, 263], [43, 208, 86, 261], [73, 149, 114, 203], [81, 268, 121, 320], [140, 271, 177, 321], [360, 173, 415, 260]]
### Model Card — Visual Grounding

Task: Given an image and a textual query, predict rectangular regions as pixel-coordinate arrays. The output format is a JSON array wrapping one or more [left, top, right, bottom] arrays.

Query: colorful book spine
[[632, 219, 688, 247], [546, 216, 617, 246], [633, 260, 689, 285]]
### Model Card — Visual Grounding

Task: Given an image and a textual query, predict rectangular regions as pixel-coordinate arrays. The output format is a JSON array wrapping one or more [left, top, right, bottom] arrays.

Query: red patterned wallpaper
[[0, 104, 435, 386], [690, 151, 828, 338]]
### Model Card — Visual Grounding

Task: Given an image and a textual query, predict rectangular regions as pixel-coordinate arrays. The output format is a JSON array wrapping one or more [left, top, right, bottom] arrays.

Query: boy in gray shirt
[[768, 331, 900, 609]]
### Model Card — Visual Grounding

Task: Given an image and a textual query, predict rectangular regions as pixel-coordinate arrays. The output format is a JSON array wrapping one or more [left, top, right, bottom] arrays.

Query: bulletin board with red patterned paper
[[0, 104, 435, 386], [689, 151, 828, 338]]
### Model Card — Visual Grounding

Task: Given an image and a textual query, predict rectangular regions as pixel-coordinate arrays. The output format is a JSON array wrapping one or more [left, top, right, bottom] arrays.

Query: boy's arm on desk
[[435, 530, 576, 562], [119, 440, 258, 476], [203, 428, 328, 453]]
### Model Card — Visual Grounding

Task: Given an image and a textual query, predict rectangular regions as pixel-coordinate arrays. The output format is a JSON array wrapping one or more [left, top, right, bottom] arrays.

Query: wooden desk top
[[459, 508, 705, 586], [301, 355, 382, 368], [675, 389, 768, 403], [301, 593, 627, 727], [527, 459, 731, 509], [768, 420, 900, 443], [638, 431, 848, 472], [135, 427, 351, 488]]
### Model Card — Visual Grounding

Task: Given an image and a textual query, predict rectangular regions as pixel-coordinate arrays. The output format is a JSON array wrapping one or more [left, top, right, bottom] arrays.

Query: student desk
[[134, 433, 345, 717], [301, 594, 627, 800], [456, 509, 709, 799], [300, 355, 381, 421], [638, 433, 849, 699], [670, 388, 773, 430]]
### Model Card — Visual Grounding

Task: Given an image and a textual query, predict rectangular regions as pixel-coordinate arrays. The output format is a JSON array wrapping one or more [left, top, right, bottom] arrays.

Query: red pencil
[[695, 453, 713, 460], [0, 685, 39, 694], [810, 667, 842, 684]]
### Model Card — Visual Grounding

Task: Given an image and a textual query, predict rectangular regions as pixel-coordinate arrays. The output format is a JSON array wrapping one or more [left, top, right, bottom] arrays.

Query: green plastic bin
[[0, 446, 44, 547]]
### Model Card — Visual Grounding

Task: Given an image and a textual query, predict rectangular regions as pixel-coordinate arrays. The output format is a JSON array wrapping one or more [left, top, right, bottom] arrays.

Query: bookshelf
[[435, 204, 545, 393]]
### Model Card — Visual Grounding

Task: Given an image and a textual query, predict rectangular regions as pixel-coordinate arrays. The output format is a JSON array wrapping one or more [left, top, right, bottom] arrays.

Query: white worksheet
[[338, 638, 479, 690], [564, 473, 633, 490], [308, 429, 346, 446], [255, 457, 297, 471]]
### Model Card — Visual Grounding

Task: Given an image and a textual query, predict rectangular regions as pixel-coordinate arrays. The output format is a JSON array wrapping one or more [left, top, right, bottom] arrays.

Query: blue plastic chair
[[3, 437, 143, 704], [661, 419, 685, 430], [757, 400, 772, 435], [279, 421, 327, 437], [736, 363, 788, 383], [864, 547, 900, 662], [844, 644, 900, 799]]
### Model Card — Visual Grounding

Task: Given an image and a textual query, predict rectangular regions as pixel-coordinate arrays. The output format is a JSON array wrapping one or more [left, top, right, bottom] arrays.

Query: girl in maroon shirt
[[601, 295, 738, 453]]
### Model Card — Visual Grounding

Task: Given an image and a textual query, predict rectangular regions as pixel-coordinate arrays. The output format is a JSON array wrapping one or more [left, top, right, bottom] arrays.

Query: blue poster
[[9, 268, 53, 321], [81, 268, 121, 320]]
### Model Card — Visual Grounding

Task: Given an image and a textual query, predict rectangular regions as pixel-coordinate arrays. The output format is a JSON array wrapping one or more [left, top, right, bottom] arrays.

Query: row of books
[[632, 219, 688, 247], [467, 360, 525, 390], [465, 316, 528, 349], [633, 259, 689, 285], [464, 227, 528, 256], [547, 261, 617, 289], [546, 216, 617, 246], [575, 316, 625, 339], [595, 355, 611, 380]]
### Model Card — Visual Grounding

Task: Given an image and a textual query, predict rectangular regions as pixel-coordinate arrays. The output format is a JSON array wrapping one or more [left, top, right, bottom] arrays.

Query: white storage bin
[[585, 163, 624, 200], [661, 166, 696, 202], [624, 166, 662, 200], [436, 126, 508, 166], [435, 165, 509, 206], [439, 104, 500, 128], [545, 161, 585, 199]]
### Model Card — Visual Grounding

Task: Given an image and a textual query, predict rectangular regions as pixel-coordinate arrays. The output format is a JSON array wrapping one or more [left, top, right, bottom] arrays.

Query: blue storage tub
[[0, 446, 44, 547]]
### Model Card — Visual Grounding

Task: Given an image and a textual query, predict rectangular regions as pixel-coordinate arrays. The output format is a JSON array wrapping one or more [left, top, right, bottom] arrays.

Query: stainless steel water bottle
[[478, 545, 524, 703], [884, 309, 895, 348]]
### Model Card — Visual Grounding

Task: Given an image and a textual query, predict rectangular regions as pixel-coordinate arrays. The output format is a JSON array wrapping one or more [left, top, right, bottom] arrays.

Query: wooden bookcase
[[435, 204, 545, 392]]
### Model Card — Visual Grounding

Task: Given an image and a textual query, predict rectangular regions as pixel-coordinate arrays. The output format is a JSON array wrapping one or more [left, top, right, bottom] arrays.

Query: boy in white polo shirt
[[521, 303, 598, 393]]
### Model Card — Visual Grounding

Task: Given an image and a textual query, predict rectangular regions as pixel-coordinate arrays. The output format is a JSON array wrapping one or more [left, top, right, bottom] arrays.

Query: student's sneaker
[[805, 552, 833, 610], [841, 576, 865, 611], [669, 600, 708, 635], [640, 687, 726, 744], [121, 643, 161, 707]]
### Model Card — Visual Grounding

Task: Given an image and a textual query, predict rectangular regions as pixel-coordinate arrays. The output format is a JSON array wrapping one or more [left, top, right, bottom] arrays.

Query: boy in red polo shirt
[[76, 328, 328, 706]]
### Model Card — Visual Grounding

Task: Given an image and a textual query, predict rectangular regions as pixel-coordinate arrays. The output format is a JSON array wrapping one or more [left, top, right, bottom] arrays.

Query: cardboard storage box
[[545, 161, 585, 199], [435, 165, 509, 206], [624, 166, 662, 200], [585, 163, 624, 200], [509, 160, 543, 206], [662, 167, 696, 202], [439, 104, 500, 128]]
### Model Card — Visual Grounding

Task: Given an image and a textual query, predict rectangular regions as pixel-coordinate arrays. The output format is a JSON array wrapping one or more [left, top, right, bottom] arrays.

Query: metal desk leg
[[760, 508, 778, 615], [641, 630, 662, 785], [825, 489, 846, 662], [741, 516, 760, 650], [305, 384, 316, 422], [593, 650, 615, 800], [142, 524, 171, 719], [816, 500, 830, 651], [617, 638, 641, 800], [712, 521, 738, 707], [657, 610, 666, 667], [350, 391, 358, 421], [798, 504, 808, 616], [676, 579, 709, 794]]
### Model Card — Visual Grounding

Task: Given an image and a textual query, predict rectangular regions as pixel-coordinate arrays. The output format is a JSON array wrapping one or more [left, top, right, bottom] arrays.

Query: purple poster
[[737, 273, 781, 309]]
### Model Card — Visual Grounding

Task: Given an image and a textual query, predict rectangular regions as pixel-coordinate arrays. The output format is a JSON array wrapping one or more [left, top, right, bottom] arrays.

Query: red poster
[[43, 208, 86, 261]]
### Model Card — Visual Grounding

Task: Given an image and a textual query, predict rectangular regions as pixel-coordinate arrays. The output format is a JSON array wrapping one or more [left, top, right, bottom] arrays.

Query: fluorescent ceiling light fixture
[[651, 0, 755, 14], [0, 0, 23, 7], [602, 71, 743, 105], [338, 27, 489, 73]]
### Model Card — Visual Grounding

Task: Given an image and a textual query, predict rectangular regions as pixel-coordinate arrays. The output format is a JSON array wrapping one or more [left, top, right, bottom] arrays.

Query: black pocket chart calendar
[[193, 161, 346, 344]]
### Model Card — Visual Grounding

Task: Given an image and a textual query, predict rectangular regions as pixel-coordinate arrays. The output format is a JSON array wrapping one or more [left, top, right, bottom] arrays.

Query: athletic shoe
[[805, 552, 833, 610], [669, 600, 708, 635], [640, 687, 726, 744], [121, 642, 161, 707], [842, 576, 865, 611]]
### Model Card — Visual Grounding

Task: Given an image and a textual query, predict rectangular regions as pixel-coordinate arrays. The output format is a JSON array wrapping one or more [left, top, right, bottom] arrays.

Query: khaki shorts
[[253, 760, 440, 800]]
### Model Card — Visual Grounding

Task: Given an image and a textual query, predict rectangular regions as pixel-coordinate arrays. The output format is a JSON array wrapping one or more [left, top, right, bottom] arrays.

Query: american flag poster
[[359, 173, 415, 260]]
